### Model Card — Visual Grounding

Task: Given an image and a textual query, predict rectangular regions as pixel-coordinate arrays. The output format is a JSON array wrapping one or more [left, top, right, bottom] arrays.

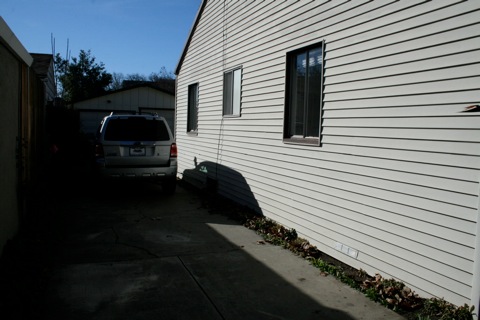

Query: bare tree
[[125, 73, 147, 81], [107, 67, 175, 91], [109, 72, 125, 91], [149, 66, 175, 81]]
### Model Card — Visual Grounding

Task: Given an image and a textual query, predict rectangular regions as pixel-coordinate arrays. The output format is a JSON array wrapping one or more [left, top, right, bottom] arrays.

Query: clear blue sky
[[0, 0, 202, 76]]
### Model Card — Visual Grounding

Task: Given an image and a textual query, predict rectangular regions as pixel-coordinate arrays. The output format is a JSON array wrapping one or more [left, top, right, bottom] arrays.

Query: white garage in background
[[74, 81, 175, 137]]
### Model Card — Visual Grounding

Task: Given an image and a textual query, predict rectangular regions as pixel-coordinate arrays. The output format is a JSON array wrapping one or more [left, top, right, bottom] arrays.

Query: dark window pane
[[223, 72, 233, 115], [306, 47, 322, 137], [289, 52, 306, 136], [285, 43, 323, 142], [187, 84, 198, 132], [105, 118, 169, 141]]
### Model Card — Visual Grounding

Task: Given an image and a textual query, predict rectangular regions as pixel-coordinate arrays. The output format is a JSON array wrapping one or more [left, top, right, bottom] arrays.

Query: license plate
[[130, 147, 146, 156]]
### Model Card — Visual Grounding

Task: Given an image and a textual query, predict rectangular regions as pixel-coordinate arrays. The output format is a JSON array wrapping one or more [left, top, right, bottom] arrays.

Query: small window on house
[[223, 68, 242, 117], [284, 41, 324, 146], [187, 83, 199, 133]]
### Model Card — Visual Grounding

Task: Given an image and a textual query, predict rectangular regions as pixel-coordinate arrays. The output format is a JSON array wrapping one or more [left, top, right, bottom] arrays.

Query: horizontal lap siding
[[176, 0, 480, 306]]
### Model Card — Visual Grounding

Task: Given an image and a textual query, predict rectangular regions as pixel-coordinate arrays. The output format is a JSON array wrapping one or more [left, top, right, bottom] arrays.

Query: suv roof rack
[[109, 111, 136, 116], [139, 111, 159, 116], [108, 111, 158, 117]]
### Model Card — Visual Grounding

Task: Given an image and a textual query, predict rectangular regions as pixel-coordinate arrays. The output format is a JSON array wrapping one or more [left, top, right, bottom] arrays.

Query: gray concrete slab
[[44, 258, 223, 320], [16, 180, 406, 319]]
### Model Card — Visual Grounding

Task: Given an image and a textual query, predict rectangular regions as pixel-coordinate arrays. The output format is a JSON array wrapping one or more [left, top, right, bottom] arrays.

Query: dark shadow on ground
[[0, 161, 362, 320], [182, 160, 263, 215]]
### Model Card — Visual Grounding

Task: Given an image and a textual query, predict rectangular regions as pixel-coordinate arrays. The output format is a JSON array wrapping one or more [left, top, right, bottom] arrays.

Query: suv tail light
[[95, 144, 104, 158], [170, 143, 177, 158]]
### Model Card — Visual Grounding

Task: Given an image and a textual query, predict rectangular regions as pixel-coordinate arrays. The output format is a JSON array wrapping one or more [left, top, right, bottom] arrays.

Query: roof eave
[[74, 84, 174, 104], [0, 16, 33, 66], [174, 0, 207, 75]]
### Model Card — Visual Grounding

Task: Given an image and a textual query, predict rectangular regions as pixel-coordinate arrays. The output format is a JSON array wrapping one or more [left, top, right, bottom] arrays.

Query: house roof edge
[[174, 0, 207, 75], [0, 16, 33, 66], [74, 81, 175, 104]]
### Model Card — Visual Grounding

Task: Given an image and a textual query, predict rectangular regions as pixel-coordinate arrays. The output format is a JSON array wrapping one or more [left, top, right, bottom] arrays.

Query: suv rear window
[[104, 117, 170, 141]]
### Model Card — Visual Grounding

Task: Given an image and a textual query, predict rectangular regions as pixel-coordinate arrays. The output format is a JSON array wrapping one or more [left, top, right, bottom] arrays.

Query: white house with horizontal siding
[[175, 0, 480, 310]]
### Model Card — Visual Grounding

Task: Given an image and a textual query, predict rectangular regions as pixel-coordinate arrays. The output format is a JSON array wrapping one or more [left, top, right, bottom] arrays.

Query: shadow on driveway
[[0, 165, 398, 319]]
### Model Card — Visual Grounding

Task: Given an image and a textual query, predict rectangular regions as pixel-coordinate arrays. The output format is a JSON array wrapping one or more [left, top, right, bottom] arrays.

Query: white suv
[[94, 113, 177, 193]]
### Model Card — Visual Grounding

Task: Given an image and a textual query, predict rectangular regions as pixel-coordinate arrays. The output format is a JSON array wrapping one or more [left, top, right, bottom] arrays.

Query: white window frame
[[283, 41, 325, 146], [223, 67, 242, 117], [187, 83, 199, 134]]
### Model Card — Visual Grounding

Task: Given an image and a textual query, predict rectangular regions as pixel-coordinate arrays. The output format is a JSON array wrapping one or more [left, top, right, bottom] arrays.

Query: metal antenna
[[51, 33, 58, 97]]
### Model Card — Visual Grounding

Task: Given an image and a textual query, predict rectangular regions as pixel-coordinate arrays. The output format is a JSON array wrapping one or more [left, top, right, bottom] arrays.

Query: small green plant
[[284, 228, 298, 241], [365, 287, 380, 301], [311, 258, 359, 289], [361, 273, 422, 311], [417, 298, 474, 320], [245, 217, 298, 246], [241, 214, 475, 320]]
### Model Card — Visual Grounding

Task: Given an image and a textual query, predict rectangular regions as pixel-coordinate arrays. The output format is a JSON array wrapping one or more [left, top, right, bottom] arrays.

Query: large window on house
[[187, 83, 198, 133], [223, 67, 242, 117], [284, 41, 324, 145]]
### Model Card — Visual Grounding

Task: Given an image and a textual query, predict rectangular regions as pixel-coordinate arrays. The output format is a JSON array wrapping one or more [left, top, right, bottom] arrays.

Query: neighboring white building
[[175, 0, 480, 310], [74, 81, 175, 137]]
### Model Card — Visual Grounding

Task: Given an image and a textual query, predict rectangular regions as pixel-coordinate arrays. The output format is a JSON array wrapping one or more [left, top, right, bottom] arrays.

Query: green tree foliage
[[55, 50, 112, 103]]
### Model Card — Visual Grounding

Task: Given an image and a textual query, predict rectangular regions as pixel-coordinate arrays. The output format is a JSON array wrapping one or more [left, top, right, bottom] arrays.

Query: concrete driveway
[[2, 177, 405, 319]]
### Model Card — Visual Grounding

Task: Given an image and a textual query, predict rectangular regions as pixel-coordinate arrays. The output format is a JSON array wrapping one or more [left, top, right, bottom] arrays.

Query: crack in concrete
[[178, 255, 226, 320], [110, 226, 159, 259]]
